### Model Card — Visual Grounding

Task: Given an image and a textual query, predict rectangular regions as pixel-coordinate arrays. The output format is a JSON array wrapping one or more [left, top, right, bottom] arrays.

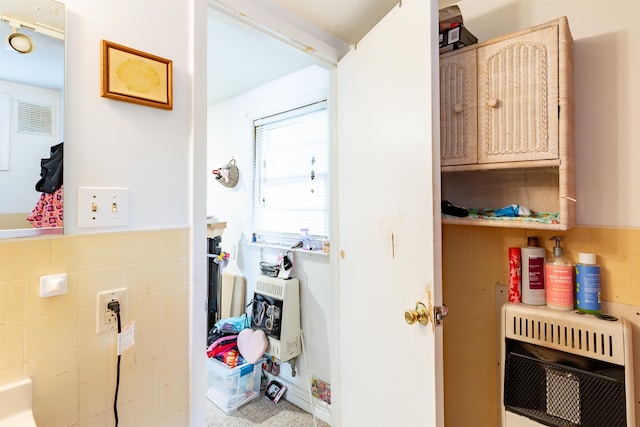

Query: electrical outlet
[[96, 288, 127, 334]]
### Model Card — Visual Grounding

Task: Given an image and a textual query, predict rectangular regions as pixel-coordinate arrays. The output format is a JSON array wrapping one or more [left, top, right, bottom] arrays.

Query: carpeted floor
[[207, 393, 330, 426]]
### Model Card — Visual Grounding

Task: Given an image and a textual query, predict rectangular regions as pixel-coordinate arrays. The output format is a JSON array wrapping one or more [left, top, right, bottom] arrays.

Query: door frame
[[191, 1, 443, 425]]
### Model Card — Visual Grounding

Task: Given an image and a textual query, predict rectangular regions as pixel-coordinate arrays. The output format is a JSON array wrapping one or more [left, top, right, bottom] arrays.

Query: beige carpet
[[207, 393, 330, 426]]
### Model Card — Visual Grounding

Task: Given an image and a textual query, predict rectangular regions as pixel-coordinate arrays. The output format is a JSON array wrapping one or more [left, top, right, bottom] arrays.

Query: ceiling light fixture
[[1, 13, 64, 54], [6, 27, 34, 54]]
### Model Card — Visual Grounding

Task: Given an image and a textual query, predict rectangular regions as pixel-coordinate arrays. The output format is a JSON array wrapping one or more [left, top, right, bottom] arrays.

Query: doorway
[[205, 5, 332, 423]]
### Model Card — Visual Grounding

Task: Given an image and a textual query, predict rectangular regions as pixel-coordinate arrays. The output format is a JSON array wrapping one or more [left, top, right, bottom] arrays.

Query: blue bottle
[[575, 253, 601, 314]]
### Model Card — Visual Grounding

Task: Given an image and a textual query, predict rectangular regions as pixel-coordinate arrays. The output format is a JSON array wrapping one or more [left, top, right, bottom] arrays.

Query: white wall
[[457, 0, 640, 228], [63, 0, 193, 234], [207, 65, 332, 418], [0, 81, 61, 213], [58, 1, 208, 423]]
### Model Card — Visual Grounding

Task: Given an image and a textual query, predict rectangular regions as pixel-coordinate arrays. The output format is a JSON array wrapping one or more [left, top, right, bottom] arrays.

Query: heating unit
[[251, 275, 301, 363], [500, 302, 635, 426]]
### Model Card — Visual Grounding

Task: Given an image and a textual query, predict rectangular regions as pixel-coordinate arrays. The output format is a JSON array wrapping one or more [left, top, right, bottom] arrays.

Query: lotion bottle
[[545, 236, 574, 310], [521, 236, 546, 305]]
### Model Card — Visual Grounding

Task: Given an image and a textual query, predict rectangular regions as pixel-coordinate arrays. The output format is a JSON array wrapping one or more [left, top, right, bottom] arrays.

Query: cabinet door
[[440, 49, 477, 166], [477, 25, 559, 163]]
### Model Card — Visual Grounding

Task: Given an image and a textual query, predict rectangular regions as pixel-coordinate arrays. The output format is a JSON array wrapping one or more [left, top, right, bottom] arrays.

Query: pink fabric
[[27, 186, 63, 228]]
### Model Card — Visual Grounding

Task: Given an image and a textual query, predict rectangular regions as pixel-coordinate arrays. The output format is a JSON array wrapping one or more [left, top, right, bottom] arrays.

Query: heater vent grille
[[504, 304, 628, 365], [255, 276, 286, 299], [501, 303, 635, 426], [252, 276, 300, 362]]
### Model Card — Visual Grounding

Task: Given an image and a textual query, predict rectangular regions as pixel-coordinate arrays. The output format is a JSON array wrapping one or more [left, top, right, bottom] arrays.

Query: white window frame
[[252, 100, 329, 246]]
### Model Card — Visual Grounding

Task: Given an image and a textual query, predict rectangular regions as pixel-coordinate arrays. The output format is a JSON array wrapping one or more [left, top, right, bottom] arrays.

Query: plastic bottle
[[300, 228, 311, 250], [545, 236, 574, 310], [508, 247, 522, 303], [521, 236, 546, 305], [575, 253, 601, 314]]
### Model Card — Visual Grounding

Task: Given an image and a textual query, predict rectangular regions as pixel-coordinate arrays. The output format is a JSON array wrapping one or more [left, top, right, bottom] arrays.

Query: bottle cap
[[527, 236, 539, 247], [578, 253, 597, 264]]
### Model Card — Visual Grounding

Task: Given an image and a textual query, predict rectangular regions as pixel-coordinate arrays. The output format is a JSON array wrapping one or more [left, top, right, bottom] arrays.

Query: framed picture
[[101, 40, 173, 110]]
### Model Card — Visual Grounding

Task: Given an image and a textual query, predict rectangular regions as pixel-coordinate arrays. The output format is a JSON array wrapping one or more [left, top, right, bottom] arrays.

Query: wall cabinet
[[440, 17, 575, 230], [440, 48, 477, 166]]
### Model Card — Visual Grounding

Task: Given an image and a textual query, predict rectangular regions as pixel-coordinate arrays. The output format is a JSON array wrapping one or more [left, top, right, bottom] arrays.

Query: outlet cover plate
[[96, 288, 127, 334]]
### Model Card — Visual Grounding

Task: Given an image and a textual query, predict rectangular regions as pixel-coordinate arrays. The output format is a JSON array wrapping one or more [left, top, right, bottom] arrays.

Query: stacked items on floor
[[439, 5, 478, 53], [206, 314, 272, 415]]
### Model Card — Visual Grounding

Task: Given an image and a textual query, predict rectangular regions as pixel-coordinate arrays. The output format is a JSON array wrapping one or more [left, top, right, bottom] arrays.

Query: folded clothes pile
[[206, 315, 249, 368]]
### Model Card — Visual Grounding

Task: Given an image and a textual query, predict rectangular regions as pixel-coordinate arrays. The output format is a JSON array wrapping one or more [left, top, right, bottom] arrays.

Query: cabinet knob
[[453, 104, 463, 113], [487, 98, 499, 108]]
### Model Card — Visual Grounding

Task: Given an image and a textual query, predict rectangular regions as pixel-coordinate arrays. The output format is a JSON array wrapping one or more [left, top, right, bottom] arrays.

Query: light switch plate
[[78, 186, 129, 228]]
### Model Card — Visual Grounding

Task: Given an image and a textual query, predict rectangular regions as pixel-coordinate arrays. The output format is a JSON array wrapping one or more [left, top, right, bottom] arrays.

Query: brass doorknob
[[405, 302, 429, 325]]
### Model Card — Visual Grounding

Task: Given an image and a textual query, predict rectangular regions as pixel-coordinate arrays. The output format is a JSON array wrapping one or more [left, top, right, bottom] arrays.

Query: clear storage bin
[[206, 357, 263, 415]]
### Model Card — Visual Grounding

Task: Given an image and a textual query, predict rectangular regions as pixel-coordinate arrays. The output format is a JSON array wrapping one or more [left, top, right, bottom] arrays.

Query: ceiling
[[270, 0, 459, 46], [207, 0, 458, 104], [270, 0, 399, 46], [207, 0, 403, 103], [207, 7, 315, 104], [0, 0, 64, 33]]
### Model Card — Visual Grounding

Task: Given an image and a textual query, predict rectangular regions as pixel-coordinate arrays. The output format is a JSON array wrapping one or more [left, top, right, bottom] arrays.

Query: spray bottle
[[545, 236, 574, 310]]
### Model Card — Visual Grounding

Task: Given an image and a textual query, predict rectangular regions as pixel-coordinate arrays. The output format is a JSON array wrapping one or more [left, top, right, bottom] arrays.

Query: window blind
[[253, 101, 329, 239]]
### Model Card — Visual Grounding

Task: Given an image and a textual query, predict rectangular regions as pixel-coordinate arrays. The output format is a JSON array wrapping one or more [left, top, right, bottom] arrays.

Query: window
[[253, 101, 329, 240]]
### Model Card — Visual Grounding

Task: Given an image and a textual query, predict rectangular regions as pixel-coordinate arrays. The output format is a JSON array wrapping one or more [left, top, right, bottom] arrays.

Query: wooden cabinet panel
[[477, 26, 559, 163], [440, 49, 477, 166]]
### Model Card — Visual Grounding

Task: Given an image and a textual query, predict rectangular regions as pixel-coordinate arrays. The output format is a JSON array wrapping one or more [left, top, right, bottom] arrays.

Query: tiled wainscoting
[[0, 228, 190, 426]]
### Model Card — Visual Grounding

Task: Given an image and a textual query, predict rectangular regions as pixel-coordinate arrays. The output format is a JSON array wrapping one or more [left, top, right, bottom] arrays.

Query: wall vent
[[255, 276, 286, 299], [501, 302, 635, 426], [504, 303, 628, 365], [15, 100, 55, 136]]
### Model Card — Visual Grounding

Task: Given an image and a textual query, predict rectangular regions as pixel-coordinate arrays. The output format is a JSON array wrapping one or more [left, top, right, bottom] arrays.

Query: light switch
[[78, 186, 129, 228]]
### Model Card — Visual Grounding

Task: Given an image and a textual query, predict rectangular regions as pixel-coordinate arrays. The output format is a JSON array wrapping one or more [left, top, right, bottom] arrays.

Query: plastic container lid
[[578, 253, 597, 264]]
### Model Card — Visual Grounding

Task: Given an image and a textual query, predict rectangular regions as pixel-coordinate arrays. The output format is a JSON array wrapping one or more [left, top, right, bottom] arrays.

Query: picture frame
[[100, 40, 173, 110]]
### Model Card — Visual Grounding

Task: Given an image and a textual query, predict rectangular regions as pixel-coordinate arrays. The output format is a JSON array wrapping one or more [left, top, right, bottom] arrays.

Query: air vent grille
[[255, 275, 286, 299], [16, 101, 55, 136], [504, 304, 628, 366]]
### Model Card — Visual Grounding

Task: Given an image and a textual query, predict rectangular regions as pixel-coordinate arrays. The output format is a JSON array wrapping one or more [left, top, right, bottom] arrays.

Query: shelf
[[441, 159, 561, 173], [442, 216, 570, 230], [207, 221, 227, 238], [243, 241, 329, 257]]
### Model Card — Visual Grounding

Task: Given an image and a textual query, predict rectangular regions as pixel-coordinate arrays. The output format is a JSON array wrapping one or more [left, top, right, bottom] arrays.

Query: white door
[[335, 0, 443, 425]]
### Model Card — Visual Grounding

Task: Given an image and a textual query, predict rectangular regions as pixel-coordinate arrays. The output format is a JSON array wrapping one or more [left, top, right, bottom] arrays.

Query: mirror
[[0, 0, 64, 238]]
